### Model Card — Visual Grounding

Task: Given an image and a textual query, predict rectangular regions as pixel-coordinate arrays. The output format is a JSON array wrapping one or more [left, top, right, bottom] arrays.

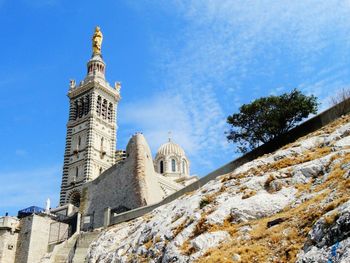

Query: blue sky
[[1, 1, 350, 216]]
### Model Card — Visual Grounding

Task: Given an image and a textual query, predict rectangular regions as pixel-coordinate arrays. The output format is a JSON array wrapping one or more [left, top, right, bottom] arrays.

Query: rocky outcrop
[[86, 115, 350, 262], [296, 200, 350, 263]]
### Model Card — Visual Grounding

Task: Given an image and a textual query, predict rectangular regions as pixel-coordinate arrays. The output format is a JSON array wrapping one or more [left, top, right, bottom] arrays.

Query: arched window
[[84, 95, 90, 115], [96, 96, 102, 115], [78, 98, 84, 118], [171, 159, 176, 172], [99, 167, 103, 175], [74, 100, 79, 120], [70, 192, 81, 207], [102, 99, 107, 119], [75, 167, 78, 179], [160, 160, 164, 174], [100, 137, 104, 148], [182, 160, 186, 174], [76, 101, 81, 118], [78, 136, 81, 147], [107, 103, 113, 122]]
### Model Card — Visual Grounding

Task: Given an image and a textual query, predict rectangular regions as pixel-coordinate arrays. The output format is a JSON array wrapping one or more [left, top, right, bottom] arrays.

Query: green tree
[[226, 89, 318, 153]]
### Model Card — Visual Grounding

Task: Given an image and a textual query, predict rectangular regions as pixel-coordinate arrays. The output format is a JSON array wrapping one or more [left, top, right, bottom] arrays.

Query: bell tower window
[[78, 98, 84, 118], [74, 100, 79, 120], [107, 103, 113, 122], [102, 99, 107, 119], [83, 95, 90, 115], [96, 96, 102, 116]]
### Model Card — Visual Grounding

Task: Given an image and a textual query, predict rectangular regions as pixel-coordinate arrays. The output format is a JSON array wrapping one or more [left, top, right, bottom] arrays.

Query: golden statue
[[92, 26, 103, 55]]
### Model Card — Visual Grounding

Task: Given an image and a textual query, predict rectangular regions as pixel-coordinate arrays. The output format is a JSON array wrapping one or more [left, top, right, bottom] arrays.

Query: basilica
[[59, 27, 198, 219], [0, 27, 197, 263]]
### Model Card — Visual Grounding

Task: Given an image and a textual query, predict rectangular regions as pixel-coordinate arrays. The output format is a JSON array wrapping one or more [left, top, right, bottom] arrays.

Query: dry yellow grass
[[199, 194, 216, 209], [324, 211, 340, 226], [221, 146, 332, 184], [172, 217, 192, 238], [264, 174, 275, 191], [198, 191, 330, 262], [192, 215, 211, 237], [144, 238, 153, 250], [242, 189, 257, 199], [268, 147, 331, 171], [181, 214, 212, 256], [295, 181, 313, 197]]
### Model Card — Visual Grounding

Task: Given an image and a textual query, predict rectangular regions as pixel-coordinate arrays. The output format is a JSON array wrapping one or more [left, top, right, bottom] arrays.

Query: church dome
[[154, 139, 190, 177], [156, 140, 185, 158]]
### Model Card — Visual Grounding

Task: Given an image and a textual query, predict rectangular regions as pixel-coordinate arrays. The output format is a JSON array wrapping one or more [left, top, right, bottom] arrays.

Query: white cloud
[[121, 93, 193, 151], [160, 2, 350, 111], [119, 86, 231, 175], [153, 1, 350, 84]]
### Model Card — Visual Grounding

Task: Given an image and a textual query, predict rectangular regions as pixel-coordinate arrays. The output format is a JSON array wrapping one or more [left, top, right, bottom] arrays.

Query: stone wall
[[15, 214, 57, 263], [0, 230, 18, 263], [81, 133, 163, 228]]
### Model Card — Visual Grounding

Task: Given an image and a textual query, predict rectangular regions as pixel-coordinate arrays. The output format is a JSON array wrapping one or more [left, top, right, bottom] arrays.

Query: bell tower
[[59, 27, 121, 206]]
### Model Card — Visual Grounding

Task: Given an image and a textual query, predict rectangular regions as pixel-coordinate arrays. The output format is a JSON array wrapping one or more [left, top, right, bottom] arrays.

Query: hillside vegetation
[[87, 115, 350, 263]]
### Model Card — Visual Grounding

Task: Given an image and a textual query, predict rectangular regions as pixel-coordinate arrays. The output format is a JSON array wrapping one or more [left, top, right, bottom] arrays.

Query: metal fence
[[48, 221, 69, 245]]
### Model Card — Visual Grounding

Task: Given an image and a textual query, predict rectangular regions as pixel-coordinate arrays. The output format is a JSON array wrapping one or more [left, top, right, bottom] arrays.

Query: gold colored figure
[[92, 26, 103, 55]]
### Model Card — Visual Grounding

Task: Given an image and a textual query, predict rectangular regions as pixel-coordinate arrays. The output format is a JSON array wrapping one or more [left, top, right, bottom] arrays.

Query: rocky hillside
[[87, 115, 350, 263]]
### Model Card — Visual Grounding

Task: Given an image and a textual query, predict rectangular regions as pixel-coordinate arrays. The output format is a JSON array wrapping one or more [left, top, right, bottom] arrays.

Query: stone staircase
[[51, 233, 79, 263], [71, 231, 100, 263], [44, 231, 100, 263]]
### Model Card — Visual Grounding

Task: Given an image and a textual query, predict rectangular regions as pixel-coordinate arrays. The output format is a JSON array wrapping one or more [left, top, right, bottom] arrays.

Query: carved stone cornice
[[68, 79, 120, 101]]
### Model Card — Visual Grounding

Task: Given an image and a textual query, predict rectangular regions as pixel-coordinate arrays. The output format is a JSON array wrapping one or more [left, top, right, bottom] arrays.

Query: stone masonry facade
[[59, 52, 121, 206]]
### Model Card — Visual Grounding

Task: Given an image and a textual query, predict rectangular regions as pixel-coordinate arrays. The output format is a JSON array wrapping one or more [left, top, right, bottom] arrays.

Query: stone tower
[[59, 27, 121, 206]]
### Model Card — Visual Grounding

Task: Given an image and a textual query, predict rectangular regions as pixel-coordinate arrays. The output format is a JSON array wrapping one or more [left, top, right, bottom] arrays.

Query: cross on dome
[[168, 131, 172, 142]]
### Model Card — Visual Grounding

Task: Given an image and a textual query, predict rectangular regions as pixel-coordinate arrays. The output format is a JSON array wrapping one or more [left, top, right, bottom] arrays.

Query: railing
[[48, 213, 79, 245], [48, 221, 69, 245]]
